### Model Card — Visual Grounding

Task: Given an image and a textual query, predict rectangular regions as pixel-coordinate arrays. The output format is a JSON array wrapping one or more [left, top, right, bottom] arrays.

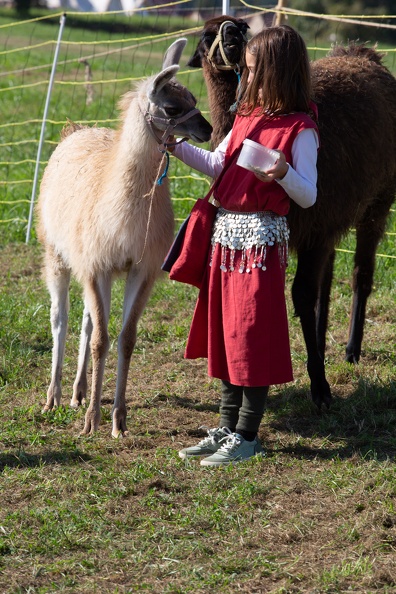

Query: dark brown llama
[[189, 17, 396, 409]]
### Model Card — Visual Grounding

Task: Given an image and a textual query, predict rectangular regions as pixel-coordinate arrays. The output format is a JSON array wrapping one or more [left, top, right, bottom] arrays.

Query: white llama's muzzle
[[144, 106, 201, 151]]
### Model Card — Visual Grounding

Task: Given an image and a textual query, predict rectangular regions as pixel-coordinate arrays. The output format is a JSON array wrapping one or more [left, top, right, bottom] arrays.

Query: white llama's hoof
[[70, 398, 85, 410], [111, 427, 129, 439], [42, 402, 56, 413]]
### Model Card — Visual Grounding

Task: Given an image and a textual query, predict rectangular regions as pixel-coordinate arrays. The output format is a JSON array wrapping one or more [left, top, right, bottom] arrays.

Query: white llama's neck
[[106, 98, 164, 196]]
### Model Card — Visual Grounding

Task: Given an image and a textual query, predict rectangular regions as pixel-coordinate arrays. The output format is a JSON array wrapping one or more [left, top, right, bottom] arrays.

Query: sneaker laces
[[197, 426, 232, 447], [217, 433, 243, 454]]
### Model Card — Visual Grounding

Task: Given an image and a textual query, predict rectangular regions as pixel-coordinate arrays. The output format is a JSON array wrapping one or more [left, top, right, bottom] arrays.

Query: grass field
[[0, 7, 396, 594], [0, 240, 395, 593]]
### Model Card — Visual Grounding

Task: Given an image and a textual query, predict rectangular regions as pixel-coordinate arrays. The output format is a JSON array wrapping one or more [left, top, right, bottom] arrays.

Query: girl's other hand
[[254, 150, 289, 182]]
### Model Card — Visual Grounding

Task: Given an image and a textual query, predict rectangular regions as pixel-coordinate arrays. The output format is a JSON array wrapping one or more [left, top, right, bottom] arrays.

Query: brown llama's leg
[[292, 246, 333, 410], [80, 274, 112, 435], [43, 248, 71, 412], [316, 250, 336, 359], [346, 189, 395, 364], [112, 266, 155, 438], [70, 304, 93, 409]]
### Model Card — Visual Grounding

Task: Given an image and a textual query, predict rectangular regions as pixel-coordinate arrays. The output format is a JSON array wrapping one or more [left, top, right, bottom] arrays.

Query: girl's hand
[[165, 135, 176, 153], [254, 150, 289, 182]]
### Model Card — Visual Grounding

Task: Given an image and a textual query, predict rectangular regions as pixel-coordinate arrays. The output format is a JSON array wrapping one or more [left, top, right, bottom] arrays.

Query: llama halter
[[144, 103, 201, 185], [144, 104, 200, 152], [137, 103, 202, 264], [206, 20, 245, 112], [206, 20, 247, 71]]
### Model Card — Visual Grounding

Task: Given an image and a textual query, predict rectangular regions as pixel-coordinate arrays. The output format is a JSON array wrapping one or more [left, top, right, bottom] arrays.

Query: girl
[[171, 25, 319, 466]]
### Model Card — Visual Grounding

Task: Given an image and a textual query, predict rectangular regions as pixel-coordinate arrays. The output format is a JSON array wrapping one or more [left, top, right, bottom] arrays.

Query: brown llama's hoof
[[322, 394, 332, 410], [312, 396, 332, 411], [311, 382, 332, 411], [345, 352, 360, 365]]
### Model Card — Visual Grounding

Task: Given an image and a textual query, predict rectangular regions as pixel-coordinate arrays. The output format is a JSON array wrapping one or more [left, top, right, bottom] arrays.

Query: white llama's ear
[[149, 65, 179, 97], [162, 38, 187, 69]]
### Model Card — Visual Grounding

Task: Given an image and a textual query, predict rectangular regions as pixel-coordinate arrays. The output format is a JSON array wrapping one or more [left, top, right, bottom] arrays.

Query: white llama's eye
[[164, 106, 183, 117]]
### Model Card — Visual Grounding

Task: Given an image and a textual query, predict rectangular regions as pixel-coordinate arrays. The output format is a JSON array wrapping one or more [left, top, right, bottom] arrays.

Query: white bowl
[[237, 139, 279, 173]]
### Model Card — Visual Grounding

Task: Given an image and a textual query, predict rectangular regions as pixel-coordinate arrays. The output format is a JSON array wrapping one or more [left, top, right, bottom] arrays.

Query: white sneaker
[[178, 427, 232, 459], [200, 433, 264, 467]]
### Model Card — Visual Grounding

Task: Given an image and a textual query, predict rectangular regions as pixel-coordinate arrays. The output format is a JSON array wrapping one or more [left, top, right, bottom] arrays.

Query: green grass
[[0, 236, 395, 592]]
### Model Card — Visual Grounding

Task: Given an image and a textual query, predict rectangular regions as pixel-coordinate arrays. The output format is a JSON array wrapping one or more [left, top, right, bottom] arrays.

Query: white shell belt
[[210, 208, 290, 274]]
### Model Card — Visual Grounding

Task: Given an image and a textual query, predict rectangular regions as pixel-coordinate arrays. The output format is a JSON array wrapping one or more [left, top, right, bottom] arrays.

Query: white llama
[[36, 38, 212, 437]]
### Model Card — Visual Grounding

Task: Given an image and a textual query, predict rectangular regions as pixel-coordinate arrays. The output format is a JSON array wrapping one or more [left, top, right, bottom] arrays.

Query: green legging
[[220, 380, 269, 435]]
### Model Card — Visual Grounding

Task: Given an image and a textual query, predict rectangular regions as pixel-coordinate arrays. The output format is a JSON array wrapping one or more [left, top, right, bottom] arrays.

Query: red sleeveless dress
[[185, 109, 318, 387]]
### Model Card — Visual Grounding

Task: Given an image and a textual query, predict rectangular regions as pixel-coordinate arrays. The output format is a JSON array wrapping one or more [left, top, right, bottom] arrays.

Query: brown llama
[[187, 16, 249, 150], [36, 39, 212, 436], [188, 17, 396, 409]]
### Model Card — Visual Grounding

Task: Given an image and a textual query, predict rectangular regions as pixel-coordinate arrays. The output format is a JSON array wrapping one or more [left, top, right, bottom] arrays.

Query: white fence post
[[25, 12, 67, 244], [222, 0, 230, 15]]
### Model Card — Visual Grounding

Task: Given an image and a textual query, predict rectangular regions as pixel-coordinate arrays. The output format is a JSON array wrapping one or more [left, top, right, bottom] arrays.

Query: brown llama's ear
[[187, 47, 203, 68], [239, 21, 250, 35]]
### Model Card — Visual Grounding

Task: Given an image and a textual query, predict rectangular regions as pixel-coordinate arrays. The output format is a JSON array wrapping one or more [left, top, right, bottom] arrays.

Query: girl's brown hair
[[238, 25, 312, 116]]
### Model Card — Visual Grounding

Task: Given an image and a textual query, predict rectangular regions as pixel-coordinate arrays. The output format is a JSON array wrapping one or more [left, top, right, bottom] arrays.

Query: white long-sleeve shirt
[[173, 128, 319, 209]]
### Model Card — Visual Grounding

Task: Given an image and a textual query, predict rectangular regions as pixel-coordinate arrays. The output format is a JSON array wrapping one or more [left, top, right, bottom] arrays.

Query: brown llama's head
[[188, 16, 249, 71]]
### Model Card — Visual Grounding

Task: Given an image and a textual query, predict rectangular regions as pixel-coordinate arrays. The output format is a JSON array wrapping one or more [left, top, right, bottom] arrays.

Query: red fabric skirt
[[184, 244, 293, 387]]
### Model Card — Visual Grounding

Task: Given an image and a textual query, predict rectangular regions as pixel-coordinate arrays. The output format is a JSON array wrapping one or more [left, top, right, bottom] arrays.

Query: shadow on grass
[[266, 380, 396, 461], [0, 449, 92, 471], [129, 393, 219, 413], [163, 394, 219, 413], [140, 381, 396, 460]]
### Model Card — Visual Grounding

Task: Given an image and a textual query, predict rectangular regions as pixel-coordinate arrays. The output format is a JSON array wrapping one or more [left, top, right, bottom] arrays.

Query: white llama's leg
[[81, 274, 112, 435], [43, 262, 71, 412], [70, 304, 93, 409], [112, 267, 155, 438]]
